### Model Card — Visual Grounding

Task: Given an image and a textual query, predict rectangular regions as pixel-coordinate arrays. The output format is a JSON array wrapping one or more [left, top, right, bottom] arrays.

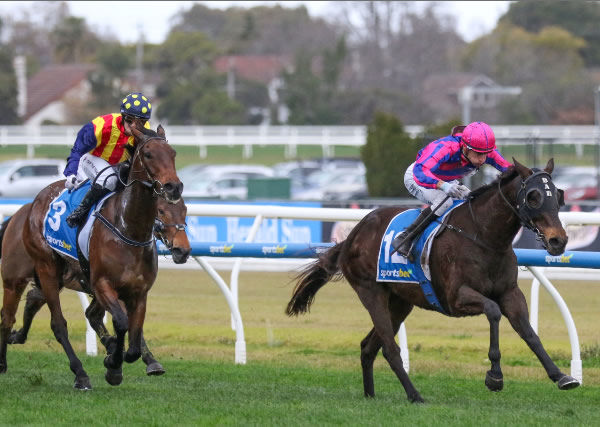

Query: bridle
[[153, 218, 187, 250], [496, 169, 562, 246], [120, 136, 176, 202]]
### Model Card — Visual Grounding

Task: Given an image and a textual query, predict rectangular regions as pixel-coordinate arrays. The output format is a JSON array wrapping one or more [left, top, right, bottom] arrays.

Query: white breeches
[[77, 153, 118, 191], [404, 162, 454, 216]]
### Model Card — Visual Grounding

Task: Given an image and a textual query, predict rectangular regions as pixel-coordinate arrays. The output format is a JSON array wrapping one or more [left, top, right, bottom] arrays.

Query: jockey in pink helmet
[[391, 121, 512, 261]]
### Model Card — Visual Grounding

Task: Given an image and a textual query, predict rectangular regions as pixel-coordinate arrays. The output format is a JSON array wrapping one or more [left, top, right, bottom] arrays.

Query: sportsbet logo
[[379, 268, 412, 279], [46, 235, 72, 251]]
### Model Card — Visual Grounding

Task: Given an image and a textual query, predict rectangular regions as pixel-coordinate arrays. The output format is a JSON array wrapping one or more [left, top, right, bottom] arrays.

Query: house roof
[[26, 63, 96, 120], [214, 55, 292, 84]]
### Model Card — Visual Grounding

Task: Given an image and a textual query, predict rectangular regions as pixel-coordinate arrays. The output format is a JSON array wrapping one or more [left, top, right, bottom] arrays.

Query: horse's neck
[[114, 181, 157, 241], [471, 178, 522, 250]]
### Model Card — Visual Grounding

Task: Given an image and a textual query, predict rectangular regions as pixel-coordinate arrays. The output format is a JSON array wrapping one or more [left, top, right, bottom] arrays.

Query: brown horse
[[0, 195, 190, 375], [0, 124, 182, 389], [287, 159, 579, 403]]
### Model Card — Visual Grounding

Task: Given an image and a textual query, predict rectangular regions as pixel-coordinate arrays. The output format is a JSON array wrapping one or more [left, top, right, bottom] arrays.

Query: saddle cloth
[[376, 201, 463, 313], [43, 182, 113, 260]]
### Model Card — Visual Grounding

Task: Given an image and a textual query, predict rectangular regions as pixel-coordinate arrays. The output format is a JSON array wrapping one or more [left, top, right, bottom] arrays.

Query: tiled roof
[[26, 63, 96, 119], [214, 55, 291, 84]]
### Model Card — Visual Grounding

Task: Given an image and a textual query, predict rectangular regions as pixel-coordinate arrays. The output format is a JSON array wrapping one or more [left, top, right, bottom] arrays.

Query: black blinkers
[[516, 169, 563, 221]]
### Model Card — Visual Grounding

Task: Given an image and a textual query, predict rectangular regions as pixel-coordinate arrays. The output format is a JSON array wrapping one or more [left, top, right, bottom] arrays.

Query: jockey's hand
[[440, 181, 460, 197], [455, 184, 471, 199], [65, 174, 78, 190]]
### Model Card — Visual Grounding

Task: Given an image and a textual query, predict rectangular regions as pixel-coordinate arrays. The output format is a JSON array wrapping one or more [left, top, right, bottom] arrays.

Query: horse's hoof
[[146, 362, 166, 376], [0, 363, 6, 374], [8, 330, 25, 344], [485, 371, 504, 392], [409, 394, 425, 404], [558, 375, 580, 390], [105, 368, 123, 386], [74, 377, 92, 390]]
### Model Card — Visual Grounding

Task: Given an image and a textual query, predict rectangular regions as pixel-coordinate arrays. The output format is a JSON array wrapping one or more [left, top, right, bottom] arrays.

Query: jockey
[[391, 121, 512, 260], [64, 92, 152, 228]]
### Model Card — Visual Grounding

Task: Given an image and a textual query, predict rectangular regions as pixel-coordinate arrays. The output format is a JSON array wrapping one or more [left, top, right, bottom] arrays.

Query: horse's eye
[[158, 208, 165, 215], [526, 189, 543, 209], [144, 151, 152, 159]]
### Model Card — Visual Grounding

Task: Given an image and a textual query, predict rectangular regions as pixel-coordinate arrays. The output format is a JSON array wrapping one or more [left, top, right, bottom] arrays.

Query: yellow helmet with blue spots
[[120, 92, 152, 120]]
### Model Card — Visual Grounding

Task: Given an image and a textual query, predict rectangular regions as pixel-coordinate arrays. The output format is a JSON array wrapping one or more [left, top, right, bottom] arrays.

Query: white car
[[0, 158, 66, 198]]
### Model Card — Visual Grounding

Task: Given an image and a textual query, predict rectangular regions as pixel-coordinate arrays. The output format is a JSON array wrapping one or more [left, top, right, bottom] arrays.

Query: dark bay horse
[[0, 124, 182, 389], [0, 195, 190, 375], [287, 159, 579, 403]]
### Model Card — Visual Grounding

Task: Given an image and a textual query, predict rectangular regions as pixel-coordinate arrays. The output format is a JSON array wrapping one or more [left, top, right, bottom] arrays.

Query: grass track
[[1, 269, 599, 425]]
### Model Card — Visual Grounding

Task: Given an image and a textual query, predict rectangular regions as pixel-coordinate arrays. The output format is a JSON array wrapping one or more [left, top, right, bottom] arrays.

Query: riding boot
[[66, 184, 110, 228], [391, 207, 436, 261]]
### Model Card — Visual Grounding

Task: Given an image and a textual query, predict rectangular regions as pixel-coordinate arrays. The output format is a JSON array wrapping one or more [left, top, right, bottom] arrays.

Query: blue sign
[[185, 200, 322, 243]]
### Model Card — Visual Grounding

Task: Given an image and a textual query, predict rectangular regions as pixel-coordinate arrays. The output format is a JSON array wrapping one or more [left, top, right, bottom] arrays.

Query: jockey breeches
[[404, 162, 454, 215], [77, 153, 118, 191]]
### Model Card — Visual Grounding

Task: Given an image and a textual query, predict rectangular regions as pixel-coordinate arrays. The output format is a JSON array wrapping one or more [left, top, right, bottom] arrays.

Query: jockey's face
[[463, 147, 488, 168], [122, 115, 146, 136]]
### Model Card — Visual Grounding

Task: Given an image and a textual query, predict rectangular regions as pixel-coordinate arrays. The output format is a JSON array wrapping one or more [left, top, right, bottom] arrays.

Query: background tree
[[0, 20, 20, 124], [500, 0, 600, 67], [361, 111, 421, 198]]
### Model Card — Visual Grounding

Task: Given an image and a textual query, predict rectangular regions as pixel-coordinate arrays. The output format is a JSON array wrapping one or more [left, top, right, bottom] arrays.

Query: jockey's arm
[[64, 123, 98, 176]]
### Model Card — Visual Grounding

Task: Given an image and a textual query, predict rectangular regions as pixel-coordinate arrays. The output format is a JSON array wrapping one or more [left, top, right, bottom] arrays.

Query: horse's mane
[[467, 165, 518, 201]]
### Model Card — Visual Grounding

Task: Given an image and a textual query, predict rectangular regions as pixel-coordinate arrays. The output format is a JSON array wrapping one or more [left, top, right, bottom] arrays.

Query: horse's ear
[[131, 126, 144, 140], [512, 158, 532, 179], [544, 158, 555, 175], [157, 124, 165, 138]]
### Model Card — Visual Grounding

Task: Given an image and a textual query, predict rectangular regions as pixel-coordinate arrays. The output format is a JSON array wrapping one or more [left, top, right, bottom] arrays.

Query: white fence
[[1, 125, 599, 159], [0, 203, 598, 383]]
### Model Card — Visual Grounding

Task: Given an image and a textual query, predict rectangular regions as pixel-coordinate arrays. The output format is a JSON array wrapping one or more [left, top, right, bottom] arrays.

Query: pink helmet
[[461, 122, 496, 153]]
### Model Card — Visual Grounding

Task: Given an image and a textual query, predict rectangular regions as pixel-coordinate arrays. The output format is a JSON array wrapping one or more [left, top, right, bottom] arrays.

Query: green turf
[[1, 270, 598, 424]]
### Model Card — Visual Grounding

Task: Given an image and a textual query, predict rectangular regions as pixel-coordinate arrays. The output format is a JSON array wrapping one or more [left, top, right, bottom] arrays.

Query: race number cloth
[[43, 182, 112, 260], [376, 201, 463, 313]]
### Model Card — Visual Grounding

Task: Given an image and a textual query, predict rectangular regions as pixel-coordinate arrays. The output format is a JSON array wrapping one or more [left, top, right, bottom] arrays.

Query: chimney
[[13, 55, 26, 118]]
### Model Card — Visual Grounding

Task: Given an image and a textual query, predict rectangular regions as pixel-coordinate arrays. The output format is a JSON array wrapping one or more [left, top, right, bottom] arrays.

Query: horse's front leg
[[455, 286, 504, 391], [499, 286, 579, 390], [124, 296, 147, 364], [84, 297, 117, 354], [94, 279, 127, 386]]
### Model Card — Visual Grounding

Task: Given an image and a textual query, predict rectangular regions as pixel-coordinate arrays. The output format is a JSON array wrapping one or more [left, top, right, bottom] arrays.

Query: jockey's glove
[[65, 174, 78, 190]]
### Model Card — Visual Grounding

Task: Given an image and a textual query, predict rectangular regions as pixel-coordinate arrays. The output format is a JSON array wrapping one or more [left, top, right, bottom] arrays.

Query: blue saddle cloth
[[376, 201, 463, 314], [43, 182, 93, 260]]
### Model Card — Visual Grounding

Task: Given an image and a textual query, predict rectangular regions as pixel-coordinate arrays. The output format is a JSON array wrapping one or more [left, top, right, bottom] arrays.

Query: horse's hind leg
[[354, 284, 423, 403], [0, 278, 29, 372], [9, 286, 46, 344], [360, 297, 413, 398], [500, 286, 579, 390], [37, 266, 91, 390]]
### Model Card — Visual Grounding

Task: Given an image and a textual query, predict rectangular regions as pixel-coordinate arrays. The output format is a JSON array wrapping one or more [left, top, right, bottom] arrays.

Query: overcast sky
[[0, 1, 510, 45]]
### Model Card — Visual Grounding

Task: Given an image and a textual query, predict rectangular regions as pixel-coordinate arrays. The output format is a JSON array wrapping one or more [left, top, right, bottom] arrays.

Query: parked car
[[552, 166, 598, 201], [0, 158, 66, 198], [293, 169, 367, 201], [179, 164, 274, 199], [272, 160, 322, 197]]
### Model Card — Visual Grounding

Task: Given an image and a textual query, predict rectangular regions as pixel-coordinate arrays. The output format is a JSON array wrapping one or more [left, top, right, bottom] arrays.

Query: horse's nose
[[171, 246, 190, 264], [164, 181, 183, 200], [546, 236, 567, 256]]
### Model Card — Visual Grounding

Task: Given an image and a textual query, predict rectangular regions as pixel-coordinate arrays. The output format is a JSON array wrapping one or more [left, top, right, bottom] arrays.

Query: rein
[[94, 211, 154, 247]]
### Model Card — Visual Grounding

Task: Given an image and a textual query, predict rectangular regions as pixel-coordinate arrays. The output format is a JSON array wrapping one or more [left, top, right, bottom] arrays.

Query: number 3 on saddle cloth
[[376, 201, 463, 314], [43, 181, 113, 263]]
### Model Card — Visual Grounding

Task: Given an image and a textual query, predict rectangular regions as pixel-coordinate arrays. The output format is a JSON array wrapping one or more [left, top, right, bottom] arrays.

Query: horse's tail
[[0, 216, 12, 259], [286, 242, 344, 316]]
